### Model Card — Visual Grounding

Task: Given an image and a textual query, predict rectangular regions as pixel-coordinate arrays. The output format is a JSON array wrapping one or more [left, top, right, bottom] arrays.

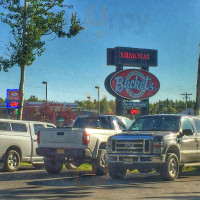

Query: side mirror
[[182, 129, 193, 136]]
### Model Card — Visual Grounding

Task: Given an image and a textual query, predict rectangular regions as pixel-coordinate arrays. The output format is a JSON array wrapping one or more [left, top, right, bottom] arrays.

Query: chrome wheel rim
[[8, 154, 18, 170], [169, 158, 177, 177]]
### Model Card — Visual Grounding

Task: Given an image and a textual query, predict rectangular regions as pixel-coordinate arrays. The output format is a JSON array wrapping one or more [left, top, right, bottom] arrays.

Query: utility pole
[[181, 92, 192, 110], [195, 44, 200, 115]]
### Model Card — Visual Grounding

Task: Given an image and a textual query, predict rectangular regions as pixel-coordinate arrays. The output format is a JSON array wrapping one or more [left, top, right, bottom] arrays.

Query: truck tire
[[44, 159, 63, 174], [160, 153, 179, 181], [4, 150, 20, 172], [92, 150, 107, 176], [108, 164, 127, 179]]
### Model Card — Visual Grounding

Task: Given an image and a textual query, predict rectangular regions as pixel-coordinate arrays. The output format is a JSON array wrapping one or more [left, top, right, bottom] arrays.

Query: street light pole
[[87, 96, 91, 114], [95, 86, 100, 114], [42, 81, 47, 102]]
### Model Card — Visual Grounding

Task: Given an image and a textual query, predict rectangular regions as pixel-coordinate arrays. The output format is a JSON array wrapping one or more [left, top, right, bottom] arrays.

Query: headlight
[[153, 141, 163, 153]]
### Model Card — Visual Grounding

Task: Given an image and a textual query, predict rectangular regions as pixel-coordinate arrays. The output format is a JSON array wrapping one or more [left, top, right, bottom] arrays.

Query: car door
[[179, 117, 198, 162], [192, 117, 200, 161], [30, 123, 45, 160]]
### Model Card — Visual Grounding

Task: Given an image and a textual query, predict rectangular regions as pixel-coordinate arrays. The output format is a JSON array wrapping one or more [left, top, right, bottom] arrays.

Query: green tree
[[0, 98, 5, 103], [0, 0, 83, 120], [100, 97, 109, 114], [26, 95, 41, 102]]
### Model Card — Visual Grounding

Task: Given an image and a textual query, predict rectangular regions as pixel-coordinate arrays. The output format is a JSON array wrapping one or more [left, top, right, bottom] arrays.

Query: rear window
[[73, 117, 112, 129], [0, 122, 11, 131], [11, 123, 27, 132], [34, 124, 45, 135]]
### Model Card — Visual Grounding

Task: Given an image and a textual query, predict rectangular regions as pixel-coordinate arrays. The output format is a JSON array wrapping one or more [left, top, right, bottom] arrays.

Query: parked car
[[0, 118, 55, 172], [36, 114, 133, 175]]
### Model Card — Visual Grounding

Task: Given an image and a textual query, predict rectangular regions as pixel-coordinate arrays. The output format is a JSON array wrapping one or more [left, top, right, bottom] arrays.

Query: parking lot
[[1, 167, 200, 200]]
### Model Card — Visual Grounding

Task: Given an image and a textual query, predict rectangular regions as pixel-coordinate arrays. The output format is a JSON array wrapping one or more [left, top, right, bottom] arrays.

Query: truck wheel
[[92, 150, 107, 176], [160, 153, 179, 181], [4, 150, 20, 172], [32, 164, 44, 169], [108, 164, 127, 179], [44, 159, 63, 174]]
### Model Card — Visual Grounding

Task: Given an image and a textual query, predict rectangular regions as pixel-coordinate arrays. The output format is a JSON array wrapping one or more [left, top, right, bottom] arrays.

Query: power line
[[180, 92, 192, 109]]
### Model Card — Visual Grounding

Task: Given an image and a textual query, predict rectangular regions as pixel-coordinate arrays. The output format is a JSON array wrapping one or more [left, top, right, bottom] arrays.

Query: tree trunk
[[18, 65, 25, 120], [17, 0, 28, 120]]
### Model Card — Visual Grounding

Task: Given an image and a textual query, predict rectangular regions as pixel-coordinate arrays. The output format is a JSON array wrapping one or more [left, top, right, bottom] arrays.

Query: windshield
[[129, 116, 180, 132]]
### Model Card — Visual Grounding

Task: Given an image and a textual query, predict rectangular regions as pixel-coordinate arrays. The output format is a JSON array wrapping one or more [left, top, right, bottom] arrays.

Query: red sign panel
[[109, 69, 160, 100], [9, 102, 19, 107], [127, 109, 139, 115], [8, 90, 20, 101]]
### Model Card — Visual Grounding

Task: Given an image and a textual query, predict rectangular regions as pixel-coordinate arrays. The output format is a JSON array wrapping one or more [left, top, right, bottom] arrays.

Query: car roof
[[140, 114, 195, 118], [0, 118, 55, 125]]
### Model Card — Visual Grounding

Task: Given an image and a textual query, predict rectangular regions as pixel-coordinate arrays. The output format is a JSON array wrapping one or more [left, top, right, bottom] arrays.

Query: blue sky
[[0, 0, 200, 103]]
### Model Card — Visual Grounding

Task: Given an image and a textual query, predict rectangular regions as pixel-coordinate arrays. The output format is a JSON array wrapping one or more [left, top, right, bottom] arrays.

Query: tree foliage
[[0, 0, 83, 119], [149, 99, 195, 114], [26, 95, 42, 102], [22, 103, 76, 125], [0, 0, 83, 71]]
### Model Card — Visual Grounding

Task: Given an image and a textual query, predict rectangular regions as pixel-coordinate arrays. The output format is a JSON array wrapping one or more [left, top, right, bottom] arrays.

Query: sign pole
[[140, 66, 149, 116], [115, 65, 124, 115]]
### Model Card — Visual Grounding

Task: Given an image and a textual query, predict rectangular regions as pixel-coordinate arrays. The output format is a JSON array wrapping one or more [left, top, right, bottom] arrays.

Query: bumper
[[105, 153, 166, 164], [36, 147, 92, 160]]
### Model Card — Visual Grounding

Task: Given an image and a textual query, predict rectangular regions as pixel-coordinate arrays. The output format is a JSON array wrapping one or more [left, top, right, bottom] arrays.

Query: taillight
[[82, 130, 90, 145], [37, 131, 40, 143]]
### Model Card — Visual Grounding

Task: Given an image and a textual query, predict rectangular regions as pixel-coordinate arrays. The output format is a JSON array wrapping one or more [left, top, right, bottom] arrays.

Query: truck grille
[[113, 139, 151, 154]]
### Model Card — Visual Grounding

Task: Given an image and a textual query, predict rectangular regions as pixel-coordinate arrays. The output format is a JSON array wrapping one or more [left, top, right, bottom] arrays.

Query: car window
[[34, 124, 45, 135], [193, 118, 200, 136], [181, 118, 194, 133], [0, 122, 11, 131], [123, 117, 133, 129], [73, 117, 112, 129], [11, 123, 27, 132], [47, 125, 55, 128], [117, 120, 127, 130]]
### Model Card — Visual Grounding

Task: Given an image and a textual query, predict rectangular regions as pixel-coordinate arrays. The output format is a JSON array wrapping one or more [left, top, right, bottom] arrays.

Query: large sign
[[7, 89, 20, 108], [105, 69, 160, 100], [107, 47, 158, 67]]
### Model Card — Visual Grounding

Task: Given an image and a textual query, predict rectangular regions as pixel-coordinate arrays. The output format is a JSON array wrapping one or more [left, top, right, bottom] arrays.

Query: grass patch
[[20, 162, 32, 167], [78, 163, 92, 171], [20, 162, 92, 171]]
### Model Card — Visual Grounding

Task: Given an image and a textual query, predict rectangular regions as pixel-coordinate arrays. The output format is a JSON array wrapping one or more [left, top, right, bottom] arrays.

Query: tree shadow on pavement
[[1, 169, 200, 199]]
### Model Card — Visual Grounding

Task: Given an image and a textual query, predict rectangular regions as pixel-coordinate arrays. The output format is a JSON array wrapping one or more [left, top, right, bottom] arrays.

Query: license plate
[[124, 158, 133, 163], [57, 148, 64, 154]]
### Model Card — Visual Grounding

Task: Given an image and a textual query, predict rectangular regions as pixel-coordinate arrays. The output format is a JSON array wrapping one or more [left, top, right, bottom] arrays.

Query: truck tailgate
[[39, 128, 85, 148]]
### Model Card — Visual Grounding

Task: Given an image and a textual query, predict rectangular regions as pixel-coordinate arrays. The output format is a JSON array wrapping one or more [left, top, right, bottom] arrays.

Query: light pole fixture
[[95, 86, 100, 114], [87, 96, 91, 114], [42, 81, 47, 102]]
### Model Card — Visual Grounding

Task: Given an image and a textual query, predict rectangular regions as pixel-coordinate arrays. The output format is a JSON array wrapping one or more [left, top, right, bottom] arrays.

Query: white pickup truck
[[36, 114, 133, 175], [0, 119, 55, 172]]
